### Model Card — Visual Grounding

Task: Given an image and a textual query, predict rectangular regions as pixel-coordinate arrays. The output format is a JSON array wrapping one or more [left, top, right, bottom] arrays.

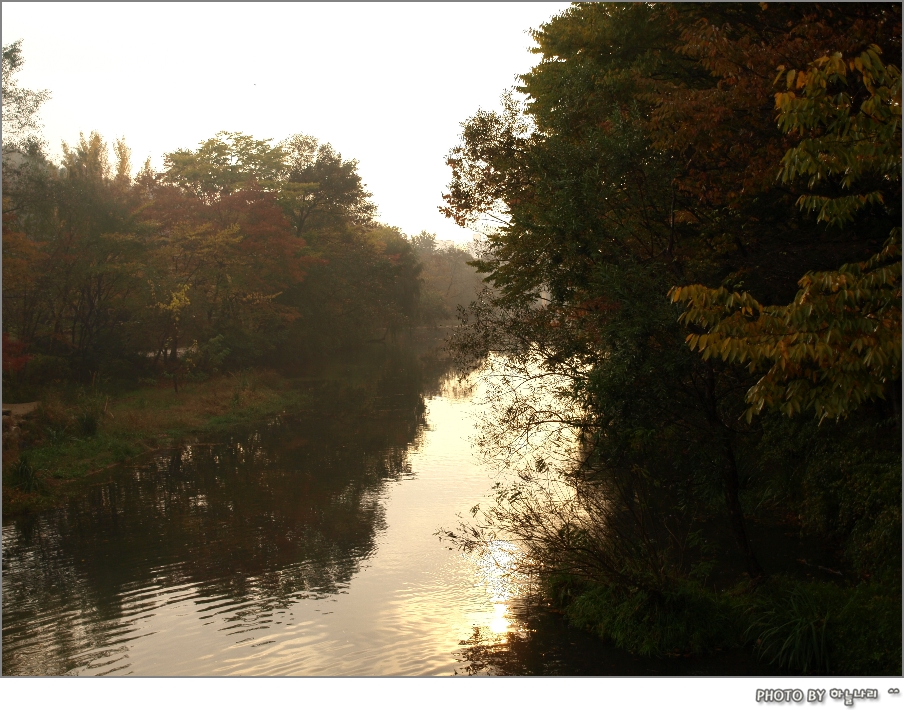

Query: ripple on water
[[4, 350, 762, 676]]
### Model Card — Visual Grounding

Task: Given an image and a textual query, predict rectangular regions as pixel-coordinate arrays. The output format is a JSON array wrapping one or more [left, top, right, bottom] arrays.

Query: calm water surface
[[2, 343, 768, 676]]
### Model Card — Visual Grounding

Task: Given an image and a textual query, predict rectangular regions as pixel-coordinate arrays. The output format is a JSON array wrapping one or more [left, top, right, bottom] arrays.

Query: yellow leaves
[[785, 69, 797, 89], [827, 52, 847, 78], [157, 284, 191, 317], [850, 45, 890, 89], [775, 45, 900, 229], [752, 45, 902, 413], [780, 68, 814, 91], [672, 235, 901, 421], [773, 91, 794, 111]]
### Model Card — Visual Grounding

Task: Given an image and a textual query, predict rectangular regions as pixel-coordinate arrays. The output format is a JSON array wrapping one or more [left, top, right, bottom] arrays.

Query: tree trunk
[[171, 331, 179, 394], [703, 363, 764, 581], [720, 433, 764, 580]]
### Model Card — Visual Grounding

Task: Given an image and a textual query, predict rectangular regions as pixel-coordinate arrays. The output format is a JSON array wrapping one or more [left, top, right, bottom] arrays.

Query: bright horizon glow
[[2, 2, 571, 243]]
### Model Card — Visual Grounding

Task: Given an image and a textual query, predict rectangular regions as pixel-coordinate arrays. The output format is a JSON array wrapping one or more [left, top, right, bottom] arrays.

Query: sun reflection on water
[[471, 540, 527, 640], [490, 603, 509, 634]]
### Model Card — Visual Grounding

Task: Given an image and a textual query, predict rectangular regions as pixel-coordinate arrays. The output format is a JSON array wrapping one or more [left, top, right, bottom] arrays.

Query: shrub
[[8, 455, 43, 493], [566, 579, 740, 657], [745, 577, 902, 675], [76, 411, 99, 437], [828, 586, 902, 675]]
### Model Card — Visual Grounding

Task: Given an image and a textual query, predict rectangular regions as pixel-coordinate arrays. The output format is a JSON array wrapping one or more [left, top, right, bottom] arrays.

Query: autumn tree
[[443, 2, 901, 592], [2, 129, 149, 385], [158, 131, 421, 362], [672, 45, 901, 422]]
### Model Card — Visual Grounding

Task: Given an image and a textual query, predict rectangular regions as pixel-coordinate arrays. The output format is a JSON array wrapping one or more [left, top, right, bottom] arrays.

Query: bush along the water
[[563, 578, 741, 658], [9, 455, 43, 493], [745, 578, 902, 676], [558, 573, 901, 675]]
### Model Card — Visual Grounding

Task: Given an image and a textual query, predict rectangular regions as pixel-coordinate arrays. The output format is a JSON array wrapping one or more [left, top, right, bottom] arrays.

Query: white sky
[[2, 1, 571, 243]]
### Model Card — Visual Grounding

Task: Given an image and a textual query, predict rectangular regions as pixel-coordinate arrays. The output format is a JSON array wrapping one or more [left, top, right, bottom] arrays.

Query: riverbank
[[2, 369, 309, 517], [551, 572, 901, 675]]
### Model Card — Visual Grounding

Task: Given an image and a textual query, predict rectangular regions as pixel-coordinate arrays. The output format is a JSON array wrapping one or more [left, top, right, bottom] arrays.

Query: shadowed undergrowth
[[557, 574, 901, 675]]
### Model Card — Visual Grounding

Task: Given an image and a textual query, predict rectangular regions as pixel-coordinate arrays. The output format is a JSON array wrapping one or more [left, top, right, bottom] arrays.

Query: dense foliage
[[442, 2, 900, 672], [2, 45, 482, 397]]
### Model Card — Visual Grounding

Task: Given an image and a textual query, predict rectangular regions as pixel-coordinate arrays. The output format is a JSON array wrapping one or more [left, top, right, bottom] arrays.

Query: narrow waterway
[[2, 340, 769, 676]]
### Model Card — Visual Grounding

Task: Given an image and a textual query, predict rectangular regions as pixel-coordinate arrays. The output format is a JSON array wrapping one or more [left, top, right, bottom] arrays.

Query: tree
[[159, 132, 416, 362], [142, 177, 305, 378], [2, 131, 148, 379], [410, 231, 486, 324], [442, 3, 901, 586], [672, 45, 901, 422], [444, 3, 769, 579], [162, 131, 285, 200], [1, 39, 50, 154], [278, 134, 376, 238]]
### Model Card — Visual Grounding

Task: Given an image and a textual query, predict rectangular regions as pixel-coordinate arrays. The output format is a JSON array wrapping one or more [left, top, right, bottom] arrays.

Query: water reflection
[[471, 540, 527, 636], [3, 343, 451, 675], [3, 340, 771, 676], [453, 599, 777, 676]]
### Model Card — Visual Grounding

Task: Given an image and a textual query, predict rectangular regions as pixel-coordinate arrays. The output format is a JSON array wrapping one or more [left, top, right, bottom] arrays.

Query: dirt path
[[3, 402, 40, 417]]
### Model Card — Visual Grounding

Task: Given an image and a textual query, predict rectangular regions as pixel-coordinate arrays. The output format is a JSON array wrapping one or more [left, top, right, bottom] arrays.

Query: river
[[1, 336, 768, 676]]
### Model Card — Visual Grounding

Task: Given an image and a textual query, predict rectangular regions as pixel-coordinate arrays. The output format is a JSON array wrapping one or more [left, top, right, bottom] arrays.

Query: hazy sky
[[2, 2, 571, 243]]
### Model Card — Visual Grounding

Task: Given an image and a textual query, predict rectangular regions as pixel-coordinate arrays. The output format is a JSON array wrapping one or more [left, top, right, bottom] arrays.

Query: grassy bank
[[554, 574, 901, 675], [2, 369, 308, 516]]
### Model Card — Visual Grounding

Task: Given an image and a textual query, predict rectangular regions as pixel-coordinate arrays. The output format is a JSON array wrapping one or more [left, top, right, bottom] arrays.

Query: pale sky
[[2, 2, 571, 243]]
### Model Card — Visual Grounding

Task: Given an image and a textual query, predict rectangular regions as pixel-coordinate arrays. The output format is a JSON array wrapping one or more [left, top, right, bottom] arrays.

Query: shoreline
[[2, 369, 308, 517]]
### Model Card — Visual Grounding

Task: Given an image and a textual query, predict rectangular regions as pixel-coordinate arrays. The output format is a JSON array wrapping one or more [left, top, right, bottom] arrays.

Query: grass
[[8, 455, 44, 493], [557, 573, 901, 675], [745, 582, 832, 673], [745, 577, 902, 676], [2, 369, 308, 516]]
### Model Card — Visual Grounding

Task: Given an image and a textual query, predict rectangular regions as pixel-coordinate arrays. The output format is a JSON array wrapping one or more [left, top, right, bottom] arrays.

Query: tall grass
[[746, 584, 831, 673], [744, 578, 901, 675], [76, 411, 99, 437], [9, 455, 43, 493]]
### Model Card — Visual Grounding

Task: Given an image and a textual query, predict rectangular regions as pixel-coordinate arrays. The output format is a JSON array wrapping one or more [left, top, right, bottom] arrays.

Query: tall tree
[[1, 39, 50, 154], [278, 134, 376, 238], [672, 44, 901, 422], [443, 2, 901, 583]]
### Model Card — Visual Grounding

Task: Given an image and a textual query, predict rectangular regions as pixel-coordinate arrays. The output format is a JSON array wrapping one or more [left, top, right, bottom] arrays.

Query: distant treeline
[[1, 42, 483, 396]]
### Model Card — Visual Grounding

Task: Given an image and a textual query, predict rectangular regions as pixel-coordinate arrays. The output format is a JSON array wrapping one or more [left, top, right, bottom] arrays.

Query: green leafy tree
[[442, 3, 901, 589], [1, 39, 50, 153], [162, 131, 286, 200], [278, 134, 376, 238], [672, 46, 901, 421]]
